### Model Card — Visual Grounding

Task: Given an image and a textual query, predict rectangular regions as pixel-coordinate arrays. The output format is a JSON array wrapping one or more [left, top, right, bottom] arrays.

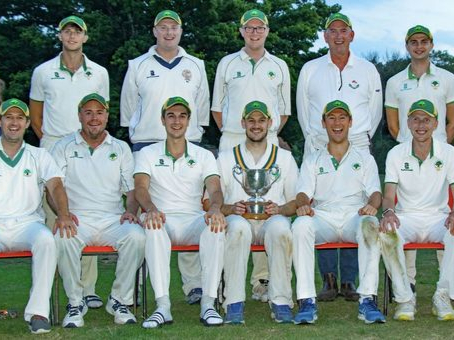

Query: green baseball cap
[[1, 98, 30, 117], [405, 25, 433, 42], [59, 15, 87, 32], [78, 93, 109, 111], [242, 101, 271, 119], [323, 100, 352, 116], [161, 96, 191, 116], [325, 13, 352, 29], [154, 10, 182, 26], [240, 9, 268, 26], [408, 99, 437, 119]]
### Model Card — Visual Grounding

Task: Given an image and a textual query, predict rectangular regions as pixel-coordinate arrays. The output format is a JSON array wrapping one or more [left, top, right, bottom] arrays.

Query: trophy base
[[242, 202, 269, 220]]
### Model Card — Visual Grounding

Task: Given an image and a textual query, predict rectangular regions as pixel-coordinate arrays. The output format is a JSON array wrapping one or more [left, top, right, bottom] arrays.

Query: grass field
[[0, 250, 453, 339]]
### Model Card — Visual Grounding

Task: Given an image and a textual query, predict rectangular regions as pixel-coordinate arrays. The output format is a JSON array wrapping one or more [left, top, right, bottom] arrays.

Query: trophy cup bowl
[[232, 165, 280, 220]]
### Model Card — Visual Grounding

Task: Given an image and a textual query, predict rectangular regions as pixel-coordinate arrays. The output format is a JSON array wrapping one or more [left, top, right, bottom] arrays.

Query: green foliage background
[[1, 0, 454, 171]]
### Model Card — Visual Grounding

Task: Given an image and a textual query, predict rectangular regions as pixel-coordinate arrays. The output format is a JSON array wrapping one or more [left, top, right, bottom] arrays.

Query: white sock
[[359, 295, 373, 303], [201, 295, 215, 315]]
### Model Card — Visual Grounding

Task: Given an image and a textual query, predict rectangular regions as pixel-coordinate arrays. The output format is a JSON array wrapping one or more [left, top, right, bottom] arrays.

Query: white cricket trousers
[[0, 218, 56, 322], [292, 212, 381, 299], [223, 215, 293, 307], [380, 212, 454, 301], [144, 213, 224, 300], [55, 215, 145, 306]]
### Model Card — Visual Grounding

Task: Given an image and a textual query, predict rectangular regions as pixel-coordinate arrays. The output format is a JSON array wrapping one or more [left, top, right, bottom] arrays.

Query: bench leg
[[142, 259, 147, 320]]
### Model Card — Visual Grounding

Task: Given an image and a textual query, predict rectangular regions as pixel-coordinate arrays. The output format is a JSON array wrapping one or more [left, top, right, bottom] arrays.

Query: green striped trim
[[0, 148, 25, 168], [233, 144, 278, 170]]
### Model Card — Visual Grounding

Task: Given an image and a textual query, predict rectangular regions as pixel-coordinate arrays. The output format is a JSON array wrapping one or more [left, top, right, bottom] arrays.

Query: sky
[[312, 0, 454, 60]]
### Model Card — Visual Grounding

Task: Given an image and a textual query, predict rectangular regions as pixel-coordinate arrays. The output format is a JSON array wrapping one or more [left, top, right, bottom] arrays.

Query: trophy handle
[[264, 165, 281, 190], [232, 164, 244, 186]]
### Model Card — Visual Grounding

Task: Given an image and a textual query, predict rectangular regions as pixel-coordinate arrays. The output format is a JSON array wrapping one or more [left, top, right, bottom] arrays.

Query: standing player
[[52, 94, 145, 328], [211, 8, 291, 300], [29, 15, 109, 309], [0, 99, 74, 334], [217, 101, 297, 324], [292, 100, 385, 324], [134, 97, 225, 328], [120, 10, 210, 302], [296, 13, 382, 301], [385, 25, 454, 292], [380, 99, 454, 321]]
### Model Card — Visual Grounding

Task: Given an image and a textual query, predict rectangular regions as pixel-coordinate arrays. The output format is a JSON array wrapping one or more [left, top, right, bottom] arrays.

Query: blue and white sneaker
[[358, 297, 386, 324], [294, 298, 318, 324], [62, 301, 88, 328], [225, 302, 245, 325], [186, 288, 203, 305], [271, 303, 293, 323]]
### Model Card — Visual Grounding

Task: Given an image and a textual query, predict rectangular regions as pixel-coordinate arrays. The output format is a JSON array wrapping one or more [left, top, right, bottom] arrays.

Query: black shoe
[[340, 282, 360, 301], [317, 273, 338, 301]]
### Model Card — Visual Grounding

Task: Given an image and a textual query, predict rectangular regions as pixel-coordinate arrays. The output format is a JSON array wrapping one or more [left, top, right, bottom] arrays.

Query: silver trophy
[[232, 164, 281, 220]]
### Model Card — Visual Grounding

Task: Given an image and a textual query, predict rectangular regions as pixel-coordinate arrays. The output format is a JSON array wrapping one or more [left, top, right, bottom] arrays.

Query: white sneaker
[[62, 301, 88, 328], [252, 279, 269, 303], [432, 290, 454, 321], [394, 295, 416, 321], [106, 295, 137, 325]]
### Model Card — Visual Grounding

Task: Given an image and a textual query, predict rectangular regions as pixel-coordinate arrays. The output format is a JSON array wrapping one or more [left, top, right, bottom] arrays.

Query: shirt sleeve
[[119, 142, 135, 193], [296, 156, 316, 200], [133, 148, 151, 176], [40, 148, 64, 183], [29, 66, 45, 101], [100, 67, 110, 102], [50, 139, 68, 175], [384, 148, 398, 184], [363, 154, 381, 197], [196, 60, 210, 126], [445, 71, 454, 104], [296, 66, 309, 138], [368, 65, 383, 137], [278, 61, 291, 116], [384, 75, 399, 109], [120, 60, 138, 127], [211, 59, 226, 113], [202, 151, 220, 180]]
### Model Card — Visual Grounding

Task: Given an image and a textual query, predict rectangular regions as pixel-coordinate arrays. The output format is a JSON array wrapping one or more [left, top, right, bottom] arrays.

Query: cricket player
[[52, 94, 145, 328], [121, 10, 210, 303], [134, 97, 225, 328], [296, 12, 382, 302], [217, 101, 297, 324], [385, 25, 454, 291], [380, 99, 454, 321], [212, 8, 291, 301], [0, 99, 74, 334], [29, 15, 109, 308], [292, 100, 385, 324]]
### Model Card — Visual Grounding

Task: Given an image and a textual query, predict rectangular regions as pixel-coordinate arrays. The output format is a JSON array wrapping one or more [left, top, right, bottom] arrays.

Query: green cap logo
[[323, 100, 352, 117], [325, 13, 352, 29], [240, 9, 268, 26], [161, 96, 191, 116], [407, 99, 437, 119], [78, 93, 109, 111], [154, 10, 182, 26], [59, 15, 87, 32], [405, 25, 432, 43], [1, 98, 30, 117], [242, 100, 271, 119]]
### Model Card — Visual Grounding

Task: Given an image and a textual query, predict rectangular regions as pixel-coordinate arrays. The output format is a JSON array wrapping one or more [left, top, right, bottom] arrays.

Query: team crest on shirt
[[268, 71, 276, 80], [146, 70, 159, 78], [400, 162, 413, 172], [317, 167, 328, 175], [23, 169, 32, 177], [85, 71, 92, 79], [348, 80, 360, 89], [434, 160, 443, 171], [352, 163, 361, 171], [187, 158, 196, 167], [400, 82, 413, 91], [432, 80, 440, 89], [109, 153, 118, 161], [155, 158, 169, 167], [233, 71, 245, 79], [182, 69, 192, 82], [51, 72, 65, 80], [69, 151, 83, 159]]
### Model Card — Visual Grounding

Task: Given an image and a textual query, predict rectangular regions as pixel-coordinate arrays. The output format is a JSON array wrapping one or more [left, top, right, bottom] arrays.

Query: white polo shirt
[[134, 141, 219, 215], [120, 46, 209, 144], [0, 142, 62, 221], [217, 142, 298, 205], [384, 139, 454, 214], [29, 53, 109, 138], [51, 131, 134, 216], [297, 144, 381, 213], [211, 49, 291, 134], [385, 63, 454, 143], [296, 51, 382, 146]]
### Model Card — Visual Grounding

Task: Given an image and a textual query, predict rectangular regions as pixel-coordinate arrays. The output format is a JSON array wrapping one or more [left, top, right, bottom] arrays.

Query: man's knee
[[226, 215, 252, 243], [292, 216, 313, 240], [265, 215, 291, 239]]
